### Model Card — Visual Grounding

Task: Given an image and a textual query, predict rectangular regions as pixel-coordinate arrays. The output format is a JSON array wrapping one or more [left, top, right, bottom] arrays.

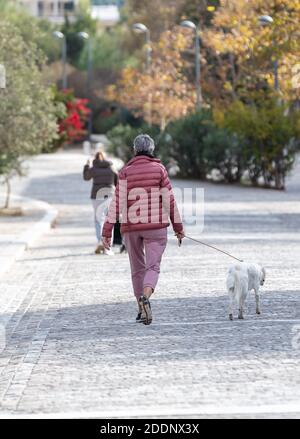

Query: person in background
[[167, 158, 180, 177], [83, 151, 118, 255], [102, 135, 184, 325]]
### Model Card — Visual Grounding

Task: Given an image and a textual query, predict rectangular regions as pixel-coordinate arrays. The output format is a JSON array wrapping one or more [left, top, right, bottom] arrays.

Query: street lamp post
[[258, 15, 279, 91], [0, 64, 6, 89], [132, 23, 152, 126], [53, 31, 67, 90], [78, 32, 93, 139], [132, 23, 151, 73], [180, 20, 202, 109]]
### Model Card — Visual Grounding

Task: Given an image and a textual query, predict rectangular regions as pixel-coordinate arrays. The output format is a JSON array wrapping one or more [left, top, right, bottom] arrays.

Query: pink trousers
[[123, 228, 168, 298]]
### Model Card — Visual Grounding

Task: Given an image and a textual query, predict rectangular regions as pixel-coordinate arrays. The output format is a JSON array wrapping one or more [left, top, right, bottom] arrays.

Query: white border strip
[[0, 403, 300, 419]]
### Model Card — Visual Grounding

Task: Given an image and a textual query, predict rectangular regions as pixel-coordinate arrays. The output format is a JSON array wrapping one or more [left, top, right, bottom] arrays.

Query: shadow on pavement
[[1, 292, 300, 363]]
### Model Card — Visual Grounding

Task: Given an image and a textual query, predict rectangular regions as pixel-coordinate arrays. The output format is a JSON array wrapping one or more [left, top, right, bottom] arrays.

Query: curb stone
[[0, 196, 58, 279]]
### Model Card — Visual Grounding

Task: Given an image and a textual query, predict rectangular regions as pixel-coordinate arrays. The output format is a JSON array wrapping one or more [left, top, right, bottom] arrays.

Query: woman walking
[[102, 135, 184, 325], [83, 151, 118, 255]]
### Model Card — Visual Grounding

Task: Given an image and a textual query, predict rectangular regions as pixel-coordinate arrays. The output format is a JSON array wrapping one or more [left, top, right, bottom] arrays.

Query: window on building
[[92, 0, 124, 6], [37, 1, 44, 17], [64, 1, 75, 11]]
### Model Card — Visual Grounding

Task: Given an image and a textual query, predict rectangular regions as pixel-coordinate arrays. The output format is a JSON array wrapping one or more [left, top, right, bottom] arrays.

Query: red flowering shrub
[[43, 88, 91, 152], [58, 89, 90, 143]]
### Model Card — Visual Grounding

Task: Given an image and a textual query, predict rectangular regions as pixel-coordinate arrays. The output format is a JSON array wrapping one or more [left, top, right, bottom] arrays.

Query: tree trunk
[[274, 162, 285, 190], [263, 168, 269, 187], [4, 177, 11, 209]]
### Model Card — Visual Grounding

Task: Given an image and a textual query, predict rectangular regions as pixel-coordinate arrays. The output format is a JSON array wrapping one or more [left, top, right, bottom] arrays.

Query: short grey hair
[[133, 134, 155, 154]]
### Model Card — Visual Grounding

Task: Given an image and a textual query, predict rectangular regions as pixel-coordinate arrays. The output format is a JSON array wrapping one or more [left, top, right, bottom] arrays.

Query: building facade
[[18, 0, 78, 24], [91, 0, 125, 26], [92, 0, 124, 5], [18, 1, 125, 25]]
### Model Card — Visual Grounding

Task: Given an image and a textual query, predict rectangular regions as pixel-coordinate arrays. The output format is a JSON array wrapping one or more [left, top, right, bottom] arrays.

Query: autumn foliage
[[204, 0, 300, 102], [112, 0, 300, 118], [106, 0, 300, 189], [107, 29, 196, 130]]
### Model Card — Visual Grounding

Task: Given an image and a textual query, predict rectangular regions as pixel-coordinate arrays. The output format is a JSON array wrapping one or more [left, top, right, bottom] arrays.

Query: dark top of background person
[[83, 151, 118, 199]]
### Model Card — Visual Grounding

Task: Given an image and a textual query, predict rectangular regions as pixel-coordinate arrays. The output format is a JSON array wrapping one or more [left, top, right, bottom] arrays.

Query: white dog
[[227, 263, 266, 320]]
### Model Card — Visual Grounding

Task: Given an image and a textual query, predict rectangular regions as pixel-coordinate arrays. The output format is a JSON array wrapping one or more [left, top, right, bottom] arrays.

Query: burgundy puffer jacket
[[102, 155, 183, 238]]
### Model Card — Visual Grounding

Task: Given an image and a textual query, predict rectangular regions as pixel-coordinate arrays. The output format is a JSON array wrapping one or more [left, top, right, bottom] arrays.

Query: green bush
[[79, 27, 138, 72], [107, 103, 300, 190], [107, 124, 160, 163], [93, 107, 143, 135], [203, 129, 243, 183], [221, 99, 300, 189], [160, 110, 214, 179], [93, 113, 121, 135]]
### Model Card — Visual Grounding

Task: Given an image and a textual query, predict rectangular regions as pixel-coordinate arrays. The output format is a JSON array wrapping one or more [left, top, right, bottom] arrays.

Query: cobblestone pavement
[[0, 150, 300, 418]]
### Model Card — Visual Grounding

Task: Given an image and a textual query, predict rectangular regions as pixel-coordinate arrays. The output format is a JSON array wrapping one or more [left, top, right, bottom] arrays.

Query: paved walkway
[[0, 150, 300, 418]]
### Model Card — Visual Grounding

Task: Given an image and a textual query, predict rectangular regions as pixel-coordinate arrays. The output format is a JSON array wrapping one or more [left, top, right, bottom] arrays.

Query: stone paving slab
[[0, 150, 299, 418], [0, 195, 44, 244], [0, 195, 57, 278]]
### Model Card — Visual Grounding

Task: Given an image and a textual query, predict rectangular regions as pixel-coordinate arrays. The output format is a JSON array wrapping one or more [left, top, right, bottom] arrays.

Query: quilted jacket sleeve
[[83, 164, 94, 181], [161, 166, 183, 234]]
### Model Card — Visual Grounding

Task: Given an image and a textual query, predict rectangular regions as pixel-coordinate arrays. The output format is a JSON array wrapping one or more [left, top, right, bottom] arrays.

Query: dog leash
[[183, 235, 244, 263]]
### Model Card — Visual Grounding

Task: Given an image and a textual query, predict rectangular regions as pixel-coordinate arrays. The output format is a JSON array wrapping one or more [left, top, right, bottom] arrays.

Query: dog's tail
[[227, 266, 242, 299], [227, 271, 236, 293]]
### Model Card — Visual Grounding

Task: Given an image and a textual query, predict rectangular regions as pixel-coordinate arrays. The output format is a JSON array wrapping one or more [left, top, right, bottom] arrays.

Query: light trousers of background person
[[123, 228, 168, 299], [92, 196, 112, 243]]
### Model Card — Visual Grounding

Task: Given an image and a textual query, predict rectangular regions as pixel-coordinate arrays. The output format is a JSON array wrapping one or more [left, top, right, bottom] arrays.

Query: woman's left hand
[[102, 236, 111, 250], [175, 230, 185, 247]]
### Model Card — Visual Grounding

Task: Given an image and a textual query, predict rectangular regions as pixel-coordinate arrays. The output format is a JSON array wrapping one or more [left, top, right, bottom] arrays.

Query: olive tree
[[0, 19, 60, 208]]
